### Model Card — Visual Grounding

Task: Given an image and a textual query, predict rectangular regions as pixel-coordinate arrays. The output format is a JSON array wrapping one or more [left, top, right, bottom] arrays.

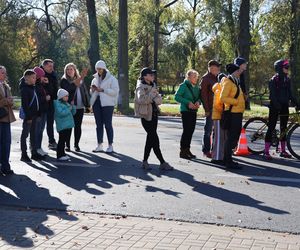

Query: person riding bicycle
[[264, 59, 300, 160]]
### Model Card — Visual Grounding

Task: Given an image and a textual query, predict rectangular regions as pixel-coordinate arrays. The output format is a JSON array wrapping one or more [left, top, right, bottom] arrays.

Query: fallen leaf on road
[[81, 226, 89, 230], [160, 213, 165, 216], [268, 217, 272, 220], [217, 215, 223, 219], [245, 180, 250, 185], [217, 180, 225, 185]]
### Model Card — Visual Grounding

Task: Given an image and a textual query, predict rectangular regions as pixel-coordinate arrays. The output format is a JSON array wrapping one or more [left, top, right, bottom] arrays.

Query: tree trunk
[[86, 0, 100, 72], [225, 0, 238, 56], [153, 0, 160, 72], [290, 0, 300, 99], [190, 0, 197, 69], [118, 0, 129, 112], [237, 0, 251, 109]]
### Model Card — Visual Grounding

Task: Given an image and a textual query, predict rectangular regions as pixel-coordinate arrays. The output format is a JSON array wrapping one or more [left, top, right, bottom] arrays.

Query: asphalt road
[[1, 113, 300, 233]]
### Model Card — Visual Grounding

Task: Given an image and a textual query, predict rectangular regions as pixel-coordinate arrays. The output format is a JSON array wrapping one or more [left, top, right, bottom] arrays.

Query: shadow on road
[[0, 174, 77, 248]]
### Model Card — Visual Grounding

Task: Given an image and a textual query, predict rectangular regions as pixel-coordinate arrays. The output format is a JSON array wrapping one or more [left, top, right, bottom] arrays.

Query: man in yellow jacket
[[220, 63, 246, 169]]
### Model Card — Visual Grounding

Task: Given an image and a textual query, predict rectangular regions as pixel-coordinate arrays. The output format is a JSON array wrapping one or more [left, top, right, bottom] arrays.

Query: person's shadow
[[27, 151, 156, 196], [0, 174, 77, 248]]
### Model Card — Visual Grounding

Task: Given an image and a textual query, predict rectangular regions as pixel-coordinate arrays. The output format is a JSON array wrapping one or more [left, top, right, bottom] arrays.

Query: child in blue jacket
[[54, 89, 76, 161]]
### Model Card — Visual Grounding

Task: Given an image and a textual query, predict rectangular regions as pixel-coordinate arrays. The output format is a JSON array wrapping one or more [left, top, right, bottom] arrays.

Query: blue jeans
[[202, 113, 213, 153], [93, 97, 114, 144], [0, 122, 11, 171], [35, 113, 47, 149]]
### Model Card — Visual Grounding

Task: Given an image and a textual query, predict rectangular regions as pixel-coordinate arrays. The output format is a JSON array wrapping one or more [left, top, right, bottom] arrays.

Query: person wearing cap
[[220, 63, 246, 169], [211, 73, 227, 165], [175, 69, 201, 160], [90, 60, 119, 153], [264, 59, 300, 160], [0, 65, 16, 175], [60, 63, 89, 152], [54, 89, 76, 161], [40, 59, 59, 150], [200, 60, 221, 158], [20, 69, 44, 163], [134, 67, 173, 170], [34, 66, 50, 157]]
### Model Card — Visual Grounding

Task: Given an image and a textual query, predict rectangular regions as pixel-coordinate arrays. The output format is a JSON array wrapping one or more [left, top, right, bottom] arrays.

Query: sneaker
[[263, 153, 273, 161], [93, 144, 103, 153], [203, 152, 212, 158], [159, 162, 174, 170], [106, 145, 113, 153], [48, 142, 57, 150], [65, 147, 71, 152], [37, 148, 48, 156], [58, 156, 70, 161], [21, 154, 32, 163], [74, 145, 80, 152], [142, 161, 152, 170], [31, 153, 45, 161], [2, 169, 14, 175], [280, 151, 292, 158]]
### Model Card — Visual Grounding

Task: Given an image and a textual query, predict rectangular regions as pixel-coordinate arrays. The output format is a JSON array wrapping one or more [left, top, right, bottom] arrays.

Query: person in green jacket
[[54, 89, 76, 161], [175, 69, 201, 159]]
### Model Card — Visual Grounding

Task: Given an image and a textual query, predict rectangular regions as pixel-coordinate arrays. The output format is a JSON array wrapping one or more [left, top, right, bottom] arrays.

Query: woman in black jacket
[[264, 59, 299, 160], [60, 63, 89, 152]]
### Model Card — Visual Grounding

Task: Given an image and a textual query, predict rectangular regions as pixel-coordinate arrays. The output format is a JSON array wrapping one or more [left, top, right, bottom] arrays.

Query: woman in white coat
[[90, 60, 119, 153]]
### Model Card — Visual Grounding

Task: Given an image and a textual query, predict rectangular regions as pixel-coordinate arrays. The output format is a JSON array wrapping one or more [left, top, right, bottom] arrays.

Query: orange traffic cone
[[234, 128, 250, 156]]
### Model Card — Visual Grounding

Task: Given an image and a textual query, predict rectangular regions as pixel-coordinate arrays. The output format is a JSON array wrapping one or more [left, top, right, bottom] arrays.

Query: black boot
[[187, 148, 196, 158], [180, 148, 192, 159]]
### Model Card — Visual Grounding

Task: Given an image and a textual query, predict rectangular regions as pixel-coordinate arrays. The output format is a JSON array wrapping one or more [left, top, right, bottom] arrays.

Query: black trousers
[[223, 113, 243, 164], [57, 129, 72, 158], [66, 108, 84, 148], [20, 116, 37, 155], [47, 102, 56, 144], [265, 105, 289, 142], [180, 111, 197, 149], [141, 116, 165, 164]]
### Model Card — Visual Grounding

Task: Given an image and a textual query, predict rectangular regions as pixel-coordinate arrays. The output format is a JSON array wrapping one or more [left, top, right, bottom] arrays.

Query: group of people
[[0, 56, 299, 175], [0, 59, 119, 175]]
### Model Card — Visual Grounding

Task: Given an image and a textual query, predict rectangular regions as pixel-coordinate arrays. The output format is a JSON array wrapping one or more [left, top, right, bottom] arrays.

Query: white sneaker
[[58, 156, 69, 161], [106, 145, 113, 153], [37, 148, 48, 156], [93, 144, 103, 153]]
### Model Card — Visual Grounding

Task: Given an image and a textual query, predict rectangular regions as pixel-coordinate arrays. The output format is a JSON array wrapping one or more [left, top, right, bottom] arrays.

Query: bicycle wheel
[[287, 124, 300, 160], [243, 117, 268, 154]]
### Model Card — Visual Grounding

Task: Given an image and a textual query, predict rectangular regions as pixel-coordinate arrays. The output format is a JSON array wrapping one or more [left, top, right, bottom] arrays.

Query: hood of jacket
[[93, 70, 112, 82]]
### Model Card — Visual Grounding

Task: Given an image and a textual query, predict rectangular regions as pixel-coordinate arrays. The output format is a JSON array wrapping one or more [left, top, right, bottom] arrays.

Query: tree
[[118, 0, 129, 112], [290, 0, 300, 99], [237, 0, 251, 108], [86, 0, 100, 72]]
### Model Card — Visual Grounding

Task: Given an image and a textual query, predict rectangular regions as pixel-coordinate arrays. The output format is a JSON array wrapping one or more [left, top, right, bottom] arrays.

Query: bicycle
[[243, 112, 300, 160]]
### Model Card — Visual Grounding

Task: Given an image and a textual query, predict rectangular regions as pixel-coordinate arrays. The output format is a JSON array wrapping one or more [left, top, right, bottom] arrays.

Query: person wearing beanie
[[60, 63, 89, 152], [90, 60, 119, 153], [234, 57, 248, 101], [33, 66, 50, 157], [219, 63, 246, 169], [200, 60, 221, 158], [264, 59, 300, 160], [0, 65, 16, 175], [211, 73, 227, 165], [20, 69, 44, 162], [134, 67, 173, 170], [54, 89, 76, 161], [40, 59, 58, 150]]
